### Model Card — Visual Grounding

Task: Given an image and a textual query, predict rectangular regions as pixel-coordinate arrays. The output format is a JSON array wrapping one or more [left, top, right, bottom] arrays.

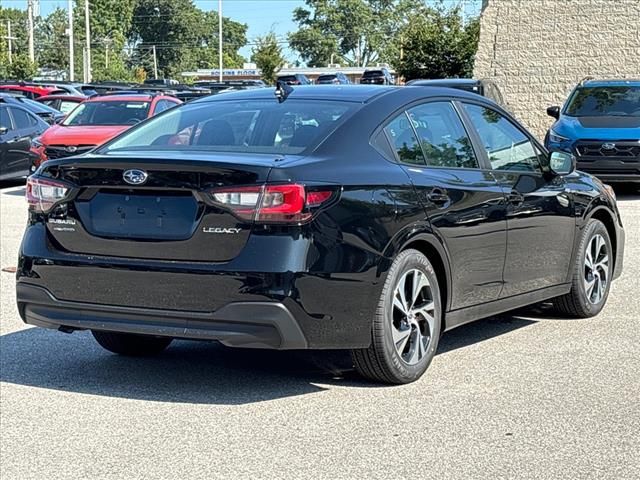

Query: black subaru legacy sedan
[[17, 85, 624, 384]]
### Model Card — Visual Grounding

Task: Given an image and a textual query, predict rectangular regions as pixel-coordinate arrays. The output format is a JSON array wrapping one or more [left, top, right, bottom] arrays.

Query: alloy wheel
[[391, 269, 436, 365], [584, 234, 609, 305]]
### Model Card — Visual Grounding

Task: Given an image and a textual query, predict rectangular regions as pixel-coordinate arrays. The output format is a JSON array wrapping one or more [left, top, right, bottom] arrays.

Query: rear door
[[460, 102, 575, 297], [385, 100, 507, 310]]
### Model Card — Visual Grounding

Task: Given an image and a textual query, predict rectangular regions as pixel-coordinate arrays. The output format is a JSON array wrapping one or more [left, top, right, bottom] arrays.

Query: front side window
[[463, 104, 541, 172], [101, 99, 355, 155], [384, 112, 425, 165], [407, 102, 478, 169], [565, 86, 640, 117], [63, 101, 150, 126]]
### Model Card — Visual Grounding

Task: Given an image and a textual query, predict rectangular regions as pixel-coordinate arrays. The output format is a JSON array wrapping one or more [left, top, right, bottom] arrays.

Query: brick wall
[[473, 0, 640, 141]]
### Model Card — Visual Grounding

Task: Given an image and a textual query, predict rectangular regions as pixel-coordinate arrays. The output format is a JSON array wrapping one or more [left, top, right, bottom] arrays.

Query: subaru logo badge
[[65, 146, 78, 153], [123, 169, 148, 185], [602, 143, 616, 150]]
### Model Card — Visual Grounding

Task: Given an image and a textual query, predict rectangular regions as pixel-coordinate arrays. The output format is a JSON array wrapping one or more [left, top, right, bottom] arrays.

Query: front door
[[383, 100, 508, 310], [3, 107, 36, 179], [461, 102, 575, 297]]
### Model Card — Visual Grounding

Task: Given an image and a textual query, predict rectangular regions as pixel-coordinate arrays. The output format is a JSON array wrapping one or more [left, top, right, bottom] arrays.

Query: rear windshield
[[277, 76, 298, 82], [565, 86, 640, 117], [363, 70, 383, 77], [317, 75, 337, 81], [63, 100, 150, 126], [100, 98, 356, 155]]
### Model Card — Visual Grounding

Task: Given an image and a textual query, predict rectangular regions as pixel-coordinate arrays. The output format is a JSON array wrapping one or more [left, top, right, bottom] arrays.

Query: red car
[[31, 93, 181, 168], [35, 94, 86, 115], [0, 84, 60, 99]]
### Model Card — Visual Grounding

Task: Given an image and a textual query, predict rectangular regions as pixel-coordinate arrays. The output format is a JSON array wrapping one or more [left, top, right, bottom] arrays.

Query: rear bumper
[[17, 283, 308, 349], [17, 224, 384, 349]]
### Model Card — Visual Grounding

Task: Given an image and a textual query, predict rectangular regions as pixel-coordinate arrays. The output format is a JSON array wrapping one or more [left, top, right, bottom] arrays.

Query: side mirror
[[549, 151, 576, 176], [0, 126, 8, 136], [546, 106, 560, 119]]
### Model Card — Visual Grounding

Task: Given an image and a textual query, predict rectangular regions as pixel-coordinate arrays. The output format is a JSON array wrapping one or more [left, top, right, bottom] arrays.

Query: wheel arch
[[584, 205, 618, 272], [382, 230, 453, 331]]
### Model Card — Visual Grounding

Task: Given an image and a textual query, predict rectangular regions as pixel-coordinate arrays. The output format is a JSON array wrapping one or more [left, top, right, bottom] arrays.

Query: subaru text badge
[[123, 169, 148, 185]]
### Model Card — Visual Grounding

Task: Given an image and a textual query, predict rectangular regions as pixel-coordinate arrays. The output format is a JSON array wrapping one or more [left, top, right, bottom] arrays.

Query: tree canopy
[[289, 0, 481, 80], [0, 0, 248, 81], [394, 5, 480, 80]]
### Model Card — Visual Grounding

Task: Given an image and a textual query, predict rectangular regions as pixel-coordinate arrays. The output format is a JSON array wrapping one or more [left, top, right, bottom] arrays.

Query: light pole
[[27, 0, 35, 62], [67, 0, 74, 80], [84, 0, 91, 82], [218, 0, 223, 82]]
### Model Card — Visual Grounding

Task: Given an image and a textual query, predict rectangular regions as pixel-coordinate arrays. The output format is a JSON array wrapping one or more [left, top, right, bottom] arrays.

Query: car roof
[[581, 79, 640, 87], [85, 94, 161, 102], [37, 94, 86, 101], [409, 78, 481, 87], [193, 84, 487, 106], [195, 85, 398, 104]]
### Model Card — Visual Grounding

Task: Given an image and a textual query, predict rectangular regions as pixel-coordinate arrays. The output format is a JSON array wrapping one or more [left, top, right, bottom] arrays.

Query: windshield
[[565, 86, 640, 117], [63, 100, 150, 126], [100, 98, 356, 155], [363, 70, 383, 77], [20, 97, 61, 114]]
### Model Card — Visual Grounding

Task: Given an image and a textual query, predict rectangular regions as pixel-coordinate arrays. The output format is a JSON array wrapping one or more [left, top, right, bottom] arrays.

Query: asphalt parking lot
[[1, 182, 639, 480]]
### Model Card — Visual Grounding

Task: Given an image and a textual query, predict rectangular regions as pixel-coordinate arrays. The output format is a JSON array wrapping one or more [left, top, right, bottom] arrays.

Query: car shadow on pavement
[[0, 187, 25, 196], [0, 313, 539, 404]]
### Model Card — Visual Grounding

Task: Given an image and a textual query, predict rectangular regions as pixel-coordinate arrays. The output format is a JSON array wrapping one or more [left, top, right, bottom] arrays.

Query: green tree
[[7, 54, 38, 80], [129, 0, 247, 78], [36, 8, 69, 72], [251, 32, 285, 84], [288, 0, 421, 67], [394, 5, 480, 81], [74, 0, 136, 81]]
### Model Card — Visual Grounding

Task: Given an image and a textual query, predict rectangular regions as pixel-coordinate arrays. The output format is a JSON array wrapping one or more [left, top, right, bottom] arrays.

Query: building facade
[[473, 0, 640, 140]]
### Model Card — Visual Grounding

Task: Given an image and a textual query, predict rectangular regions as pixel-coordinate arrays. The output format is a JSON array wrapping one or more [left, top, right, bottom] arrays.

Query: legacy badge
[[203, 227, 242, 234]]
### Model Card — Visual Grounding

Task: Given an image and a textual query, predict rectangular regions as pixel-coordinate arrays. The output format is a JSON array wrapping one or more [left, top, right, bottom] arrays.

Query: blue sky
[[4, 0, 306, 62]]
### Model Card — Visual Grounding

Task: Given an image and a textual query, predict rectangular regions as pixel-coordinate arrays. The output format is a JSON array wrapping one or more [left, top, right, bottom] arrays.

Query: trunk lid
[[43, 152, 280, 262]]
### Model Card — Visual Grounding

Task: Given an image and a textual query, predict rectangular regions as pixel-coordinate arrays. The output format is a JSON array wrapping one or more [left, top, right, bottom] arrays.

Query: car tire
[[553, 219, 612, 318], [91, 330, 173, 356], [351, 249, 442, 384]]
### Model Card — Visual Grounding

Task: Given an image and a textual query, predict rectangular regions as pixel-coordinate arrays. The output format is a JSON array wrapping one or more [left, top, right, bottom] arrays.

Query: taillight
[[26, 176, 70, 212], [209, 184, 336, 224]]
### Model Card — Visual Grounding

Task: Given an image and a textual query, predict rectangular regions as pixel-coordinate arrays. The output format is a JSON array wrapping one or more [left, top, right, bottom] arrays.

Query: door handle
[[427, 189, 450, 205], [507, 190, 524, 205]]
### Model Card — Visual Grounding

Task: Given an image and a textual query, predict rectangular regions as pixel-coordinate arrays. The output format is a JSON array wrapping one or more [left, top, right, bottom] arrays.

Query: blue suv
[[545, 79, 640, 183]]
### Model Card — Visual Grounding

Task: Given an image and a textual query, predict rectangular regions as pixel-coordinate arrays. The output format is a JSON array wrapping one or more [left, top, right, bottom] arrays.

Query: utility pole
[[218, 0, 223, 82], [27, 0, 35, 62], [103, 37, 113, 70], [84, 0, 91, 82], [67, 0, 74, 81], [3, 21, 16, 65], [152, 45, 158, 79]]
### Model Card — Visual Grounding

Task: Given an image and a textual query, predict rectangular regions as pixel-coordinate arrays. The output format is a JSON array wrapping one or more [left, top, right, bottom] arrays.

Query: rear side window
[[463, 104, 541, 172], [102, 99, 356, 155], [407, 102, 478, 169], [8, 107, 36, 129], [0, 106, 12, 131], [59, 100, 79, 114], [384, 112, 425, 166]]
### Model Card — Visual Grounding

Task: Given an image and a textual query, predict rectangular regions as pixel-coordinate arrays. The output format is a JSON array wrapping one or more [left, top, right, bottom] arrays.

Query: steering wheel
[[125, 118, 141, 125]]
